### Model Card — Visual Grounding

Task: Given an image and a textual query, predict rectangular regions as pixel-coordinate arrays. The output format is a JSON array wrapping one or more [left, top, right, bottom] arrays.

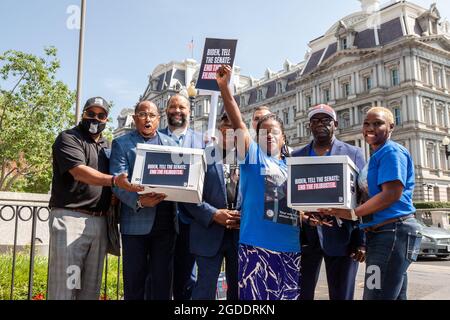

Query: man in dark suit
[[159, 93, 206, 300], [292, 104, 366, 300], [182, 113, 240, 300], [110, 100, 178, 300]]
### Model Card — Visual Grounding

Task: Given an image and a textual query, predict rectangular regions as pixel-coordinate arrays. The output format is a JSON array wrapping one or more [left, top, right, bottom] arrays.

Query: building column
[[349, 107, 354, 126], [354, 106, 359, 125], [432, 99, 438, 126], [334, 78, 340, 100], [429, 62, 435, 87], [442, 67, 448, 93], [378, 64, 384, 87], [402, 95, 408, 123], [435, 143, 442, 171], [415, 95, 422, 123], [373, 65, 378, 88], [405, 55, 412, 81], [444, 103, 450, 129], [355, 72, 360, 94], [399, 56, 405, 83]]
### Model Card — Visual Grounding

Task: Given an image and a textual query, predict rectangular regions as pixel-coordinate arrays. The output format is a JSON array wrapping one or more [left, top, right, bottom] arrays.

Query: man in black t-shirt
[[48, 97, 143, 300]]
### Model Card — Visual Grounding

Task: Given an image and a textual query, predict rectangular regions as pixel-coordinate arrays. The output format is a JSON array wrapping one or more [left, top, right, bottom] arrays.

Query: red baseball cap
[[308, 104, 337, 121]]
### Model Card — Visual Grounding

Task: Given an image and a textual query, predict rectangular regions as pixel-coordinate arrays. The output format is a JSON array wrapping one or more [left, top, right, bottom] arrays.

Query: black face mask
[[80, 118, 106, 135]]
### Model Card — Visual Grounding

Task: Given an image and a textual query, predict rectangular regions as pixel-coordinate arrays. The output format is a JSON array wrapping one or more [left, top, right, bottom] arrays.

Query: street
[[314, 256, 450, 300]]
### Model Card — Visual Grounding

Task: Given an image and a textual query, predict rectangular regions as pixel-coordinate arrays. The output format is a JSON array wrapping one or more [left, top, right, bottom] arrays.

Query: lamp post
[[187, 81, 197, 123], [75, 0, 86, 124], [422, 183, 433, 202], [443, 136, 450, 158]]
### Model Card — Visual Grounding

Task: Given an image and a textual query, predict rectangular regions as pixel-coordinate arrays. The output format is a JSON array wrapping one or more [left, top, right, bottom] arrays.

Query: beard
[[168, 113, 187, 128]]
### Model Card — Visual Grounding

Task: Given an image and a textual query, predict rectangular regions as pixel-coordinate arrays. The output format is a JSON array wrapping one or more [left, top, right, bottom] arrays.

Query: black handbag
[[106, 203, 121, 256]]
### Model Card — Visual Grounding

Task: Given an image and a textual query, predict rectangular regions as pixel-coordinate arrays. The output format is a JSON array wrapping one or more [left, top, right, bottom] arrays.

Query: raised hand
[[216, 64, 232, 89]]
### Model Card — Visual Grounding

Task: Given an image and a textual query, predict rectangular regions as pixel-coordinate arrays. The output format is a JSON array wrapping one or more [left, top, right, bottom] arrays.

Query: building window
[[364, 76, 372, 91], [424, 105, 432, 125], [434, 187, 440, 202], [393, 107, 402, 125], [342, 83, 351, 98], [437, 107, 444, 127], [304, 122, 311, 137], [323, 89, 330, 102], [434, 69, 441, 88], [283, 109, 290, 125], [339, 111, 351, 128], [446, 73, 450, 90], [391, 69, 400, 86], [305, 95, 312, 108], [257, 89, 263, 102], [420, 64, 429, 84], [340, 37, 347, 50], [277, 82, 283, 94]]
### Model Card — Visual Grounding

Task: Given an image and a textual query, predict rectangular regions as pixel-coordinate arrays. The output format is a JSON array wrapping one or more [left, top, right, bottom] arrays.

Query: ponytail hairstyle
[[256, 113, 290, 158]]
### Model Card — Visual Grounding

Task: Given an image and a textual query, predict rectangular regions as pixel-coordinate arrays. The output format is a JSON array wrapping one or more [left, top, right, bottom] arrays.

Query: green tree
[[0, 47, 75, 193]]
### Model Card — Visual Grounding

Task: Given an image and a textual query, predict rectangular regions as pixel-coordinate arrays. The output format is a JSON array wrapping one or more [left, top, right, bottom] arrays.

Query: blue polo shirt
[[238, 141, 300, 253], [359, 140, 415, 229]]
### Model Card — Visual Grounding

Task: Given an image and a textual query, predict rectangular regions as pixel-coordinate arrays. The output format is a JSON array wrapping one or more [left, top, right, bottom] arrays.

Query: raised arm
[[216, 65, 251, 158]]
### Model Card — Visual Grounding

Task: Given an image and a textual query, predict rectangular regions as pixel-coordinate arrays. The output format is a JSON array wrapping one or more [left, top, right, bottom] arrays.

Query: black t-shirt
[[49, 125, 111, 212]]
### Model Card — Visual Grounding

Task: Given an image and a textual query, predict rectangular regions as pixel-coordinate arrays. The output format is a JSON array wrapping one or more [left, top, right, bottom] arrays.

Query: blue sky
[[0, 0, 448, 128]]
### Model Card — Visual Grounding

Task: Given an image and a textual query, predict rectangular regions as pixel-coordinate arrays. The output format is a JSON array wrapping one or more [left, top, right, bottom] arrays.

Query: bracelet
[[350, 209, 357, 221], [111, 175, 117, 188]]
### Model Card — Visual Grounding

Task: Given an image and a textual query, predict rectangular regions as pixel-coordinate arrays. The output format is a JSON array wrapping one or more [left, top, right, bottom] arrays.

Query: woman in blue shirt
[[319, 107, 422, 300], [216, 65, 301, 300]]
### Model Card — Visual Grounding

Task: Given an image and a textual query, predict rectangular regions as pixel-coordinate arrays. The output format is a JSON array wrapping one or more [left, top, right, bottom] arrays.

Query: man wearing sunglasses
[[110, 100, 179, 300], [292, 104, 366, 300], [48, 97, 143, 300]]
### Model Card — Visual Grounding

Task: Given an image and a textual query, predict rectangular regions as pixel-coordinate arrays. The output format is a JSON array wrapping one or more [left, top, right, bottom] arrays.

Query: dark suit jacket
[[110, 130, 178, 235], [292, 138, 366, 256], [181, 145, 239, 257], [159, 127, 205, 225]]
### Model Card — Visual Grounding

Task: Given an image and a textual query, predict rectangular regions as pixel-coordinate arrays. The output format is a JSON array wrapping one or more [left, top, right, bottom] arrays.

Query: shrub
[[0, 252, 123, 300], [414, 202, 450, 209]]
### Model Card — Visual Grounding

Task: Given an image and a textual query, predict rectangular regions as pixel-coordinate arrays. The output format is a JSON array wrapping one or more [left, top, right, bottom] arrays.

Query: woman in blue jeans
[[319, 107, 422, 300]]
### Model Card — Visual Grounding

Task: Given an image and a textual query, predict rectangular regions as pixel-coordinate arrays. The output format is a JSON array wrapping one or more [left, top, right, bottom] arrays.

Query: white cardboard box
[[131, 143, 206, 203], [287, 155, 359, 213]]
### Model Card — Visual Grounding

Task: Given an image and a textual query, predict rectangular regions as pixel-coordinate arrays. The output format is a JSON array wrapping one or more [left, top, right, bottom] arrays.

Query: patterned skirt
[[238, 243, 301, 300]]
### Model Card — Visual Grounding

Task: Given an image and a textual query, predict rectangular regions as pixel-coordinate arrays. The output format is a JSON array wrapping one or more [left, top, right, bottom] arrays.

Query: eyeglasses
[[136, 111, 159, 120], [309, 117, 334, 126], [84, 110, 108, 121]]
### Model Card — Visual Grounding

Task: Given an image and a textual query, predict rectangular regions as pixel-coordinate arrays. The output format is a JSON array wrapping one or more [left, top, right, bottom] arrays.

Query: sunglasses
[[84, 110, 108, 121]]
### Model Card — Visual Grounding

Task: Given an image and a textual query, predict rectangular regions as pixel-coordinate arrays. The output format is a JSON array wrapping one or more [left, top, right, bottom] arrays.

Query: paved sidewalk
[[314, 259, 450, 300]]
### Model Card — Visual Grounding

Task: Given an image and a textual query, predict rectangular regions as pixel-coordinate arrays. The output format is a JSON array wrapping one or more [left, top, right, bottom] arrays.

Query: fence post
[[27, 206, 38, 300]]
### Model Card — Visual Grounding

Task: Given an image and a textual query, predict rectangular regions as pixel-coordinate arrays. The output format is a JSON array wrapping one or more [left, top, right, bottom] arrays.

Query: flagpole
[[75, 0, 86, 124]]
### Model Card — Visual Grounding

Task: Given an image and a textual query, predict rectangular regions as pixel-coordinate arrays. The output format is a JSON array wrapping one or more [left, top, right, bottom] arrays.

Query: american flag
[[187, 37, 194, 58]]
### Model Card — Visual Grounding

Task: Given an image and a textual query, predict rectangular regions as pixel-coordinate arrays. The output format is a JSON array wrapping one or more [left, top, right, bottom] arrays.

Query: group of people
[[47, 66, 422, 301]]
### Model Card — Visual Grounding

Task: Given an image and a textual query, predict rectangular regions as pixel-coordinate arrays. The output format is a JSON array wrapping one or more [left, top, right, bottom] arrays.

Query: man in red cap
[[292, 104, 366, 300]]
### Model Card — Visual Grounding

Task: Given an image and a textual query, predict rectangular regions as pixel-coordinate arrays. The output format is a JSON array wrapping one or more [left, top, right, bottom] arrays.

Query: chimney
[[359, 0, 381, 13]]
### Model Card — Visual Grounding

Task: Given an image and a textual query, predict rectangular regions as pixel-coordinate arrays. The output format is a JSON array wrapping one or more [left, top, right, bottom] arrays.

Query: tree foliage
[[0, 47, 75, 193]]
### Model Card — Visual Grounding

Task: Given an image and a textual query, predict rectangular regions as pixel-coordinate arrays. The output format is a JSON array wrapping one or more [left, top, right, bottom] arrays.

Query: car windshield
[[417, 220, 429, 227]]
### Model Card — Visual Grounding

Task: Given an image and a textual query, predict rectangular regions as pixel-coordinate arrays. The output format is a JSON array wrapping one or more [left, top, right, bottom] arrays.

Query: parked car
[[418, 220, 450, 258]]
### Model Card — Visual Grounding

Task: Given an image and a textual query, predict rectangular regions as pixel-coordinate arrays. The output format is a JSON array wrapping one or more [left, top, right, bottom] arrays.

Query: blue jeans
[[363, 217, 422, 300]]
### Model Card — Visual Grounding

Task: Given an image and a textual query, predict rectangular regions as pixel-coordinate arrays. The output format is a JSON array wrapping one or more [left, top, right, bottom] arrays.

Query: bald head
[[133, 100, 160, 138]]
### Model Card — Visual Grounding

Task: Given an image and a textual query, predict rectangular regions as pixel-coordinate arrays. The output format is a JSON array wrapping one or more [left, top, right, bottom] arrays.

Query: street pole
[[75, 0, 86, 124]]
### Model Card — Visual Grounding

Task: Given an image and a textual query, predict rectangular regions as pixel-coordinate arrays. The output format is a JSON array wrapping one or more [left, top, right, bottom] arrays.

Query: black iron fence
[[0, 200, 122, 300]]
